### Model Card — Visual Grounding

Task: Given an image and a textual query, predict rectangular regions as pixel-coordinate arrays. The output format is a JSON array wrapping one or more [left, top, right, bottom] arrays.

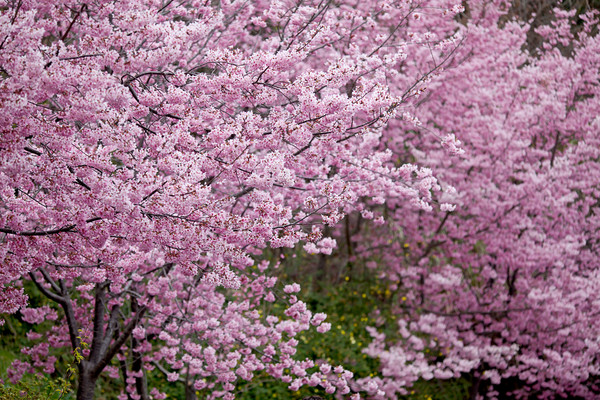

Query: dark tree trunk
[[185, 383, 198, 400], [77, 370, 97, 400], [184, 369, 197, 400], [133, 350, 149, 400], [132, 299, 150, 400]]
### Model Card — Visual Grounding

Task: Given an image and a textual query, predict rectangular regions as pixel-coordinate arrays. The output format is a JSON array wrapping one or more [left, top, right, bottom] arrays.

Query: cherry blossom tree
[[0, 0, 464, 399], [352, 1, 600, 398]]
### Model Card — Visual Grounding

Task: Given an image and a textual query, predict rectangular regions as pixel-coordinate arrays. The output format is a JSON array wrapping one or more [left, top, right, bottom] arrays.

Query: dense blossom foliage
[[0, 0, 463, 399], [2, 0, 599, 399], [352, 2, 600, 399]]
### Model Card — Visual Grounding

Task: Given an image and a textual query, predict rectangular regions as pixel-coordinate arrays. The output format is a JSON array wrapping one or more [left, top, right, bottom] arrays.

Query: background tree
[[352, 1, 600, 398]]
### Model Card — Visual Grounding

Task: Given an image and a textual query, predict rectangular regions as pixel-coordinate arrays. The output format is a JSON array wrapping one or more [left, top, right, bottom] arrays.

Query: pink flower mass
[[1, 0, 599, 399]]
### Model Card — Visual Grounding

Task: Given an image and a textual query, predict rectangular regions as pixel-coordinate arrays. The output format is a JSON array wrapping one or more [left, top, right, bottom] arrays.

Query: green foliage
[[230, 248, 474, 400], [0, 330, 84, 400], [0, 375, 75, 400], [235, 373, 320, 400], [401, 377, 472, 400], [0, 282, 86, 400]]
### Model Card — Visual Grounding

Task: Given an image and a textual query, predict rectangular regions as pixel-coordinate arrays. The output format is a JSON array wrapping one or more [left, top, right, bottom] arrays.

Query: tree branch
[[91, 305, 147, 378], [61, 4, 86, 42], [1, 217, 102, 236], [38, 267, 62, 294], [99, 304, 121, 360], [29, 272, 65, 304], [550, 130, 560, 167], [89, 282, 109, 364], [29, 272, 81, 352]]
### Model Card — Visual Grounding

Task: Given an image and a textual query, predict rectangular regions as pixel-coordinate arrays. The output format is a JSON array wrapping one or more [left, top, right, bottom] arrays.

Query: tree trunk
[[132, 340, 149, 400], [77, 370, 97, 400], [131, 298, 150, 400], [185, 383, 198, 400], [185, 369, 197, 400]]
